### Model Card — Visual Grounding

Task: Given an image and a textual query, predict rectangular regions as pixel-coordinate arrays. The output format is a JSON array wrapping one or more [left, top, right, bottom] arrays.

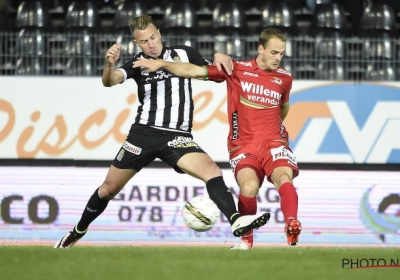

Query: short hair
[[129, 15, 158, 34], [258, 28, 286, 48]]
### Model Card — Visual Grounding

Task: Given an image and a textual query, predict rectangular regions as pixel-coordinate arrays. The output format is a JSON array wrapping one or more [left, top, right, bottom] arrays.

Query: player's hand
[[105, 44, 122, 66], [213, 52, 233, 75], [132, 57, 161, 72]]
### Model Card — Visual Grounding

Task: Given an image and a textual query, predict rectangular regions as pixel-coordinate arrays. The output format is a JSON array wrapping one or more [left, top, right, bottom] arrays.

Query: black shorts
[[112, 124, 207, 173]]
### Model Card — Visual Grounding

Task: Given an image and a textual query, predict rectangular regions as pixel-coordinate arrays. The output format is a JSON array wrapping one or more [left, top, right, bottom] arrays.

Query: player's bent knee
[[271, 167, 293, 187], [99, 183, 124, 199]]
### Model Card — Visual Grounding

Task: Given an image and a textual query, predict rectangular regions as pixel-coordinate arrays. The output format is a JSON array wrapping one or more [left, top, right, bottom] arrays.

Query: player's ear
[[258, 44, 264, 55]]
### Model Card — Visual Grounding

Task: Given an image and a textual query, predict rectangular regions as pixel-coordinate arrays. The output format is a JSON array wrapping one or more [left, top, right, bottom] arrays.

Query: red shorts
[[229, 141, 299, 184]]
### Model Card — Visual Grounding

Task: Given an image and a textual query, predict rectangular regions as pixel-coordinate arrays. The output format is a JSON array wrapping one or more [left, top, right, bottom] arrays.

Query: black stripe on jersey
[[176, 76, 186, 129], [187, 79, 194, 129], [163, 78, 173, 127], [148, 79, 159, 125], [135, 82, 145, 124]]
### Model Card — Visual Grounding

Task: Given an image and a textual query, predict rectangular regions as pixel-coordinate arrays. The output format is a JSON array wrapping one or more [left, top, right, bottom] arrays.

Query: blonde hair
[[258, 28, 286, 48], [129, 15, 158, 34]]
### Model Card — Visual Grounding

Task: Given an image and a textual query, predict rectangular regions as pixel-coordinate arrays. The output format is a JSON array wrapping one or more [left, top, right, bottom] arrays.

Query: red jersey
[[206, 59, 293, 151]]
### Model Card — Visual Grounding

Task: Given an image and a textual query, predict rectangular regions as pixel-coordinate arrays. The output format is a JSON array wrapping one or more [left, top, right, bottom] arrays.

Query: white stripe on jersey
[[174, 49, 191, 130], [169, 77, 180, 129], [175, 49, 190, 62], [155, 80, 166, 126], [139, 83, 152, 125], [182, 79, 191, 130]]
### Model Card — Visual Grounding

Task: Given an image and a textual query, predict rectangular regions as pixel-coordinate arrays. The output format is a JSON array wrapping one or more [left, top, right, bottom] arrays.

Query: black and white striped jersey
[[118, 45, 211, 133]]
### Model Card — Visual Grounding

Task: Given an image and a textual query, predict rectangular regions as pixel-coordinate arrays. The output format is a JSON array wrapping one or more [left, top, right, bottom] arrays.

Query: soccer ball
[[182, 196, 220, 232]]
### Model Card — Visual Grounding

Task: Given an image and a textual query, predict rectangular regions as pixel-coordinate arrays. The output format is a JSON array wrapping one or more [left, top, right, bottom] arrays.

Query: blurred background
[[1, 0, 400, 80]]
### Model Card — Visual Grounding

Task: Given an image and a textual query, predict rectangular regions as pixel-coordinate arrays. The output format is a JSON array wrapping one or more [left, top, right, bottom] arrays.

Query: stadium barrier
[[0, 33, 399, 81]]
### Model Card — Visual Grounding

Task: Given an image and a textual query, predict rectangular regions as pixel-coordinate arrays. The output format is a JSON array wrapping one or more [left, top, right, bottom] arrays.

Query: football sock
[[238, 194, 257, 216], [238, 194, 257, 243], [278, 182, 298, 224], [76, 187, 110, 232], [206, 176, 240, 225]]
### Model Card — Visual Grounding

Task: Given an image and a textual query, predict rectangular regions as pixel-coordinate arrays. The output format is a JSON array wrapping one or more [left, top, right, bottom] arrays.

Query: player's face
[[257, 37, 286, 71], [133, 24, 163, 58]]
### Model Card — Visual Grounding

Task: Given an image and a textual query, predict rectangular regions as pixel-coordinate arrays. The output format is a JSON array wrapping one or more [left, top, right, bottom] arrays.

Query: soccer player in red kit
[[133, 28, 302, 250]]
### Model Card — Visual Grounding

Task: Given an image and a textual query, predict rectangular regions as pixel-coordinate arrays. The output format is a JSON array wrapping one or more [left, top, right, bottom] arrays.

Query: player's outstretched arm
[[103, 44, 124, 87], [213, 52, 233, 75], [133, 58, 206, 80]]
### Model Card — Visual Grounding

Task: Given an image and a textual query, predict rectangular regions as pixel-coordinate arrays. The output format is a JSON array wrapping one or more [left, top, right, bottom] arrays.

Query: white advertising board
[[1, 77, 400, 163], [1, 167, 399, 246]]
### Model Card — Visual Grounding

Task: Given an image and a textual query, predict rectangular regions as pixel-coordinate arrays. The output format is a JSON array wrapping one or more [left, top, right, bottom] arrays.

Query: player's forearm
[[161, 61, 205, 79], [280, 102, 290, 120], [102, 64, 115, 87], [102, 64, 121, 87]]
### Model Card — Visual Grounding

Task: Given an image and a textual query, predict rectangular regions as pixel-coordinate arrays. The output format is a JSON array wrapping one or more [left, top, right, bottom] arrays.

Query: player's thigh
[[158, 133, 221, 181], [176, 152, 222, 182], [236, 167, 261, 197], [270, 166, 294, 189], [99, 165, 138, 198]]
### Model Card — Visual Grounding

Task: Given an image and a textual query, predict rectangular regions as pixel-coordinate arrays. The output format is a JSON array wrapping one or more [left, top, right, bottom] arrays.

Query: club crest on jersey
[[271, 77, 282, 85], [173, 56, 181, 62]]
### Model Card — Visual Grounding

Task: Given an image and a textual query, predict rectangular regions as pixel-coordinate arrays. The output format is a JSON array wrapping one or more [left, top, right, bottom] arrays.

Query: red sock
[[278, 182, 298, 224], [238, 194, 257, 215], [238, 194, 257, 245]]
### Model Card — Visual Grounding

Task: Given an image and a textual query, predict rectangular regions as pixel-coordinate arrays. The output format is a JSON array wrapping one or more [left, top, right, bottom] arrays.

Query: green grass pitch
[[0, 246, 399, 280]]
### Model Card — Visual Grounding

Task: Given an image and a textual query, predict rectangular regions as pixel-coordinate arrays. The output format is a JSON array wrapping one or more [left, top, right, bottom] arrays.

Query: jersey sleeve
[[118, 57, 140, 79], [205, 65, 228, 83], [177, 45, 212, 66]]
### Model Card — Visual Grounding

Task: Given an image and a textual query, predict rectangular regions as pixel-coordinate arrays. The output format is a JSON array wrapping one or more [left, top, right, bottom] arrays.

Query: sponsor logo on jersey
[[240, 81, 282, 105], [231, 111, 239, 140], [243, 71, 258, 77], [122, 141, 142, 155], [270, 146, 297, 166], [276, 68, 291, 76], [145, 71, 175, 82], [168, 136, 199, 148], [238, 61, 252, 67], [229, 153, 246, 173]]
